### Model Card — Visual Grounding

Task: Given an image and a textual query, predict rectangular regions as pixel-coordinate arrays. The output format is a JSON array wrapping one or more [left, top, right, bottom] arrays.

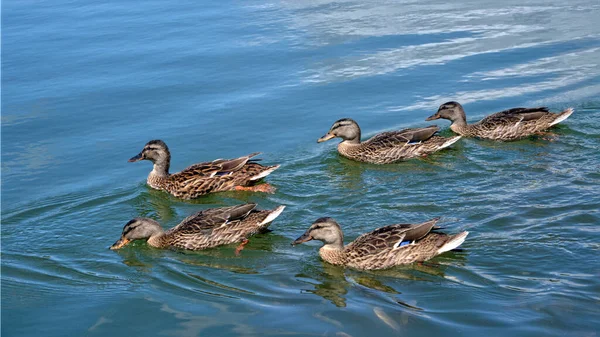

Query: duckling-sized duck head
[[426, 101, 467, 124], [129, 140, 171, 175], [110, 218, 163, 250], [318, 118, 361, 144], [292, 217, 344, 248]]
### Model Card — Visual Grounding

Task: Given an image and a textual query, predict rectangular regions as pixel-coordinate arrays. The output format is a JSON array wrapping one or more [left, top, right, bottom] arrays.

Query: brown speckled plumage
[[110, 203, 286, 251], [293, 217, 468, 270], [129, 140, 280, 199], [317, 119, 461, 164], [426, 101, 574, 141]]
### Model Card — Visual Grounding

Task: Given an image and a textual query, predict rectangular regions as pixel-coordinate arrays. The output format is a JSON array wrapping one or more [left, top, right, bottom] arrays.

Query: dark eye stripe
[[332, 122, 351, 130], [123, 223, 138, 235]]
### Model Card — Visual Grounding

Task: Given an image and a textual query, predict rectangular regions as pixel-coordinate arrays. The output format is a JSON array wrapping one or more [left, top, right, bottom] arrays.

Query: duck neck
[[342, 137, 361, 145], [450, 119, 468, 135], [319, 243, 347, 266], [450, 108, 468, 127], [343, 128, 361, 145], [451, 118, 467, 127], [150, 156, 170, 178], [318, 233, 346, 265], [147, 231, 168, 248]]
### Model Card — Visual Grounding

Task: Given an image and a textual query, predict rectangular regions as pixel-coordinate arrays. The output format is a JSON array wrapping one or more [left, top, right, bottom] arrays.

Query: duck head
[[292, 217, 344, 247], [129, 139, 170, 163], [318, 118, 361, 144], [426, 101, 467, 124], [110, 218, 163, 250]]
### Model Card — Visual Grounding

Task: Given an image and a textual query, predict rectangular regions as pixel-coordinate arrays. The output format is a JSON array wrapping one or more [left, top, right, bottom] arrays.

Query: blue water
[[2, 1, 600, 336]]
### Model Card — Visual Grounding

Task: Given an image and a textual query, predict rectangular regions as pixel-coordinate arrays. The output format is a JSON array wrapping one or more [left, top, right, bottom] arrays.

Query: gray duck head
[[317, 118, 361, 144], [292, 217, 344, 247], [128, 139, 171, 174], [426, 101, 467, 124], [110, 217, 164, 250]]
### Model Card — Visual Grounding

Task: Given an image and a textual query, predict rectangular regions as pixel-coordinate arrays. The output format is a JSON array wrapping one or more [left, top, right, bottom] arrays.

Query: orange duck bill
[[317, 133, 335, 143], [110, 237, 131, 250]]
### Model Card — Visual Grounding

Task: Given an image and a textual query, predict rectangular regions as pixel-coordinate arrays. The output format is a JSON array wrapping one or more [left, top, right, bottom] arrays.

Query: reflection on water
[[296, 257, 467, 308], [133, 188, 178, 221], [298, 263, 349, 307]]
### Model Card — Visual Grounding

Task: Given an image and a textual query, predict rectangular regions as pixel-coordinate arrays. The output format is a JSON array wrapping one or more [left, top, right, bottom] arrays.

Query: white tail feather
[[549, 108, 574, 126], [438, 136, 462, 150], [437, 231, 468, 254], [260, 205, 286, 225], [250, 165, 280, 181]]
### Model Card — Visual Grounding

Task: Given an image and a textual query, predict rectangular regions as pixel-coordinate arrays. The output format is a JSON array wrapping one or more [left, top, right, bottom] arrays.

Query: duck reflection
[[297, 253, 467, 308], [323, 151, 457, 194], [132, 188, 178, 221], [112, 245, 162, 271], [322, 155, 369, 192], [297, 263, 349, 307], [295, 262, 408, 308]]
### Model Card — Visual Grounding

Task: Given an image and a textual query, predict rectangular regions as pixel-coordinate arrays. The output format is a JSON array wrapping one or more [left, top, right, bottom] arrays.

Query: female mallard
[[317, 119, 461, 164], [426, 101, 574, 141], [292, 217, 468, 270], [129, 140, 280, 199], [110, 203, 285, 253]]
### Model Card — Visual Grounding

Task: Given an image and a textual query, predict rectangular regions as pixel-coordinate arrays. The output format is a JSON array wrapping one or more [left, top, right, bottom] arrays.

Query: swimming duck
[[110, 203, 285, 253], [292, 217, 468, 270], [426, 101, 574, 141], [317, 119, 461, 164], [129, 140, 280, 199]]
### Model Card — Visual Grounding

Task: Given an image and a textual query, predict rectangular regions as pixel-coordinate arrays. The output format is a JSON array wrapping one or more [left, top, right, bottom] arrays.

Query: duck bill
[[317, 133, 335, 143], [425, 113, 441, 121], [110, 237, 131, 250], [292, 232, 313, 246], [128, 153, 143, 162]]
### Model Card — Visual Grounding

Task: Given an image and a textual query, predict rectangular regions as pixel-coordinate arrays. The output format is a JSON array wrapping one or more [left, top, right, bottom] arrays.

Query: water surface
[[2, 1, 600, 336]]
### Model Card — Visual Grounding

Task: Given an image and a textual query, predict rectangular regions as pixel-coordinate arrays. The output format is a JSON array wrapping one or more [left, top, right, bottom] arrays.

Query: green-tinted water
[[2, 1, 600, 336]]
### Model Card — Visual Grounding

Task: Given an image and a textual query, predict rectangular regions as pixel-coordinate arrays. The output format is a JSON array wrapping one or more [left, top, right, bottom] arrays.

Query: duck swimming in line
[[317, 119, 461, 164], [110, 203, 286, 254], [426, 101, 574, 141], [129, 140, 280, 199], [292, 217, 468, 270]]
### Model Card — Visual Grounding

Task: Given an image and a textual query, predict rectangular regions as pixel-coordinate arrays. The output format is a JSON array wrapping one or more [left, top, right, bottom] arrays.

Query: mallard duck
[[128, 140, 280, 199], [110, 203, 285, 253], [292, 217, 468, 270], [426, 101, 574, 141], [317, 119, 461, 164]]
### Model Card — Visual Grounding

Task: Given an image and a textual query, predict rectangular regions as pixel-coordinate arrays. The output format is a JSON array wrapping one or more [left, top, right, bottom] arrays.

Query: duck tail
[[438, 136, 462, 150], [437, 231, 468, 254], [259, 205, 286, 225], [549, 108, 574, 126], [250, 165, 280, 181]]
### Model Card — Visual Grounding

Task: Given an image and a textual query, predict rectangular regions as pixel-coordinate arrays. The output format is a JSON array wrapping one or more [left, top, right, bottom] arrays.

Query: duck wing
[[480, 107, 550, 125], [169, 203, 258, 235], [366, 125, 440, 148], [346, 218, 440, 255], [176, 152, 262, 178]]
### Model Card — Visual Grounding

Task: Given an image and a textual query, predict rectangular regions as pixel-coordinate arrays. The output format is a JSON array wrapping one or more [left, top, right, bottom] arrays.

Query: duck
[[317, 119, 461, 164], [128, 140, 280, 199], [292, 217, 468, 270], [110, 203, 286, 253], [425, 101, 574, 141]]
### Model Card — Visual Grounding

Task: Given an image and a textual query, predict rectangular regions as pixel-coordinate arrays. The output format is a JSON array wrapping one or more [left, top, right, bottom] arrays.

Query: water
[[2, 0, 600, 336]]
